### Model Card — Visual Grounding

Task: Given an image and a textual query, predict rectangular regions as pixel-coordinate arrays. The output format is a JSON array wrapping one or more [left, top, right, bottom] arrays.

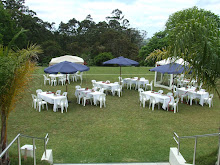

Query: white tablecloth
[[123, 78, 149, 90], [142, 91, 173, 110], [38, 92, 68, 112], [95, 81, 119, 92], [176, 87, 209, 106], [75, 89, 103, 105], [49, 74, 64, 79]]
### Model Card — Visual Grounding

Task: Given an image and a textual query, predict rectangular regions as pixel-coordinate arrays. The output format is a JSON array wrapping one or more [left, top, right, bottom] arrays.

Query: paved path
[[54, 163, 170, 165]]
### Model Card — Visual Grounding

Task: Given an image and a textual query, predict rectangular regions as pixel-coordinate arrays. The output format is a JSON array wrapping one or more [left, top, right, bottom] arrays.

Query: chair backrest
[[91, 80, 96, 83], [209, 94, 214, 99], [173, 85, 177, 92], [75, 85, 81, 89], [150, 80, 153, 85], [114, 82, 119, 84], [158, 90, 163, 94], [175, 98, 179, 104], [62, 92, 67, 97], [92, 87, 98, 91], [31, 94, 37, 100], [150, 96, 156, 102], [138, 88, 144, 93], [199, 89, 205, 92], [56, 90, 61, 95], [134, 77, 138, 79], [106, 80, 110, 83], [118, 76, 122, 81], [99, 88, 105, 93], [167, 92, 173, 96], [43, 75, 47, 79], [140, 77, 145, 80], [99, 93, 106, 100], [36, 89, 43, 94]]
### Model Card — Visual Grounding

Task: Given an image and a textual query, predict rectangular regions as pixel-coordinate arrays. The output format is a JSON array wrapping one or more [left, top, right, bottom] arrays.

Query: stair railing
[[0, 133, 49, 165], [173, 132, 219, 165]]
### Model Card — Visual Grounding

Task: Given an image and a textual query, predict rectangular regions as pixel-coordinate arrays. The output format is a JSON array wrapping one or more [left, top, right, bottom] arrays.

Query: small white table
[[176, 87, 209, 106], [75, 88, 103, 105], [37, 92, 68, 112], [142, 91, 173, 110]]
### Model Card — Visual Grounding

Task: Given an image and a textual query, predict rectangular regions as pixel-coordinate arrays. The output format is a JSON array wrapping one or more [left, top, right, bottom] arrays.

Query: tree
[[139, 30, 168, 66], [166, 6, 220, 98], [94, 52, 114, 66], [0, 30, 42, 164]]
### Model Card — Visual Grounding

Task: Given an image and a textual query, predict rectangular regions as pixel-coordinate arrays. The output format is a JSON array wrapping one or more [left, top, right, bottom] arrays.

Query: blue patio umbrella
[[149, 63, 191, 74], [44, 61, 90, 92], [44, 61, 89, 74], [103, 56, 139, 79]]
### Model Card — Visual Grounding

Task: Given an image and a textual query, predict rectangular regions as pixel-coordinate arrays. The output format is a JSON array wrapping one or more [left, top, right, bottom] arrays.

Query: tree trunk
[[0, 110, 9, 165]]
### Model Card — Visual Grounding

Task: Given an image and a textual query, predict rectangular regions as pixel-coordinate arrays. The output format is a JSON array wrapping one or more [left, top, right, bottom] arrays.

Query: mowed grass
[[6, 66, 220, 165]]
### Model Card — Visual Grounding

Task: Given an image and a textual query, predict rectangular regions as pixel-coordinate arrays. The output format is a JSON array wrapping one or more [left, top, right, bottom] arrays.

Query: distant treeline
[[1, 0, 155, 66]]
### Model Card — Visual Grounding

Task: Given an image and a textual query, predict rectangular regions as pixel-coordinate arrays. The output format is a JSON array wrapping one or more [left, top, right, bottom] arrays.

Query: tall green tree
[[0, 30, 42, 164], [166, 6, 220, 98], [139, 30, 168, 66]]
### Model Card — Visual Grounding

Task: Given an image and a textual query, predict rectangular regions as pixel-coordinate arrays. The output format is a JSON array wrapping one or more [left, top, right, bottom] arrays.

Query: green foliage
[[166, 6, 220, 98], [94, 52, 114, 66], [138, 31, 168, 66], [39, 40, 65, 66]]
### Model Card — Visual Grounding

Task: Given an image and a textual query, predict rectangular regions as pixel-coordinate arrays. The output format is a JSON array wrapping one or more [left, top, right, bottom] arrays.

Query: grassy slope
[[6, 66, 220, 164]]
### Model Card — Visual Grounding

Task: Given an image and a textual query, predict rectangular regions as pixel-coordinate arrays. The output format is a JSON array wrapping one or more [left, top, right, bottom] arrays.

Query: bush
[[94, 52, 114, 66]]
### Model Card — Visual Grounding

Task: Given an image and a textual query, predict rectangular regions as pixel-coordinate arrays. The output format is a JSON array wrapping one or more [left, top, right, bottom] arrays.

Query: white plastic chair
[[149, 96, 160, 111], [43, 75, 50, 85], [58, 76, 65, 86], [158, 90, 163, 94], [96, 93, 106, 108], [138, 88, 144, 103], [51, 77, 57, 86], [140, 93, 149, 108], [203, 94, 214, 108], [167, 92, 173, 96], [187, 92, 197, 105], [75, 85, 81, 89], [113, 85, 122, 97], [37, 98, 48, 112], [31, 94, 38, 109], [118, 76, 123, 85], [75, 71, 83, 83], [62, 92, 67, 97], [56, 90, 61, 95], [36, 89, 43, 94], [173, 85, 177, 97], [91, 80, 96, 87], [57, 98, 68, 113], [145, 80, 153, 91], [177, 79, 183, 88], [82, 93, 93, 106], [168, 98, 179, 113], [77, 92, 83, 104]]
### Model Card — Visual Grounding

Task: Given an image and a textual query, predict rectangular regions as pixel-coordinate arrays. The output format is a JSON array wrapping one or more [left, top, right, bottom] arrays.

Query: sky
[[25, 0, 220, 38]]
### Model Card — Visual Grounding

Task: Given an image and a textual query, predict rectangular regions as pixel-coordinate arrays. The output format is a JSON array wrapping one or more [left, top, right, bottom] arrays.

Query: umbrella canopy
[[49, 55, 84, 66], [149, 63, 190, 74], [103, 56, 139, 83], [103, 56, 139, 66], [44, 61, 89, 74]]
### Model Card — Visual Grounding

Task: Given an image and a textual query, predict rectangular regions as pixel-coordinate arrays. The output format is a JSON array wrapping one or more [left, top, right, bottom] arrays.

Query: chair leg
[[152, 103, 154, 111]]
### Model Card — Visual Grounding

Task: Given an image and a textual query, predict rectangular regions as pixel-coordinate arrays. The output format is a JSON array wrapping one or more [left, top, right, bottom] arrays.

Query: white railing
[[0, 133, 49, 165], [173, 132, 220, 165]]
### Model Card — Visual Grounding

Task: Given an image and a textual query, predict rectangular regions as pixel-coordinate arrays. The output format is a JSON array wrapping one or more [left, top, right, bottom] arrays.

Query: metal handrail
[[0, 133, 49, 165], [173, 132, 220, 165]]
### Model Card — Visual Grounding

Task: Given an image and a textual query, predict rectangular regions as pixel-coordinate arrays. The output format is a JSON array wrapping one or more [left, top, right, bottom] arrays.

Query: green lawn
[[6, 66, 220, 165]]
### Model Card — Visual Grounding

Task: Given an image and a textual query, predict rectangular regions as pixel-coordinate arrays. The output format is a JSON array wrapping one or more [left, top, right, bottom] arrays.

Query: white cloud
[[25, 0, 220, 38]]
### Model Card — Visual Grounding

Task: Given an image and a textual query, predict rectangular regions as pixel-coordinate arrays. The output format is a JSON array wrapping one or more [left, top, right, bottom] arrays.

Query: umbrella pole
[[66, 74, 68, 92], [120, 66, 122, 85]]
